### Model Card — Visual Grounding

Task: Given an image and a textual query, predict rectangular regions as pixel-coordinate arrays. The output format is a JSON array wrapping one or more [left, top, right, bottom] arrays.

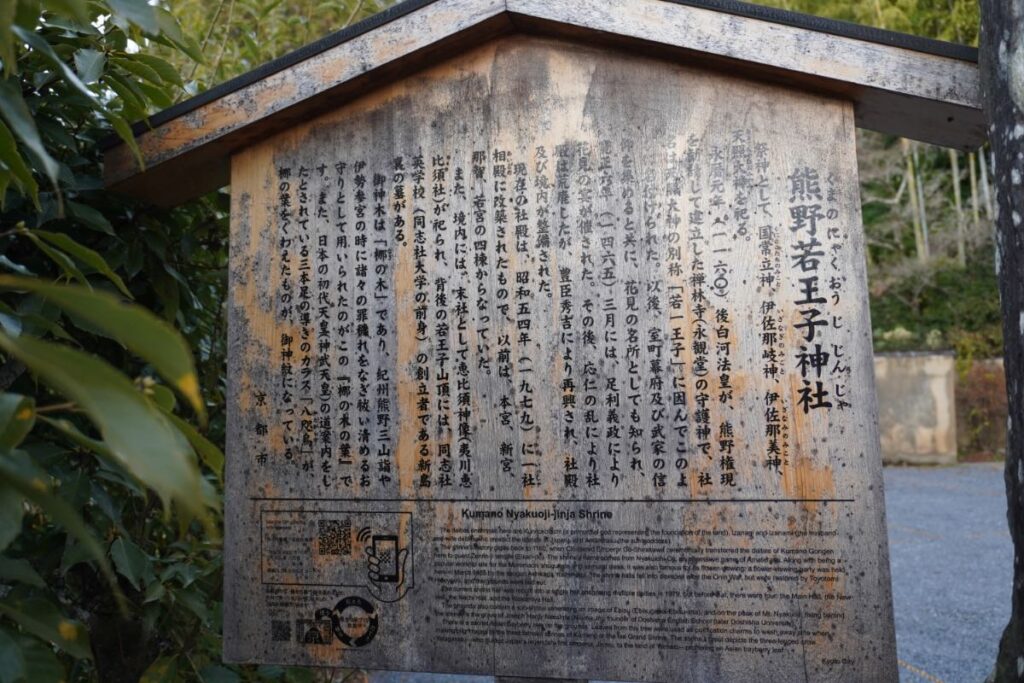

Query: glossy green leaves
[[0, 333, 204, 517]]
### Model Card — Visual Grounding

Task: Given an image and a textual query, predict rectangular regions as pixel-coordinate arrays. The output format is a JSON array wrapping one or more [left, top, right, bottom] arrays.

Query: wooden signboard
[[101, 0, 985, 680], [224, 36, 894, 681]]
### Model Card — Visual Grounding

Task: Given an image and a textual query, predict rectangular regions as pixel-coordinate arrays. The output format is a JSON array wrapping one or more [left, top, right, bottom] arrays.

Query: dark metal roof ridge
[[100, 0, 978, 151], [665, 0, 977, 62]]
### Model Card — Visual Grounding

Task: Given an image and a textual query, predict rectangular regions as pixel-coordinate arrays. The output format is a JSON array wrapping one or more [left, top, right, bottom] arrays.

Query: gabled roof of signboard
[[103, 0, 984, 206]]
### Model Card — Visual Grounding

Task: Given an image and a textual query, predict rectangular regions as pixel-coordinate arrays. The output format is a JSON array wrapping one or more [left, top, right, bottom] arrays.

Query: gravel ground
[[367, 463, 1013, 683], [886, 463, 1012, 683]]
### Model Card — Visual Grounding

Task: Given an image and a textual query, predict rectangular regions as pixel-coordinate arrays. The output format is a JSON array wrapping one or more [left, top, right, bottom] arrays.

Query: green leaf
[[199, 664, 241, 683], [108, 0, 158, 34], [0, 596, 90, 660], [0, 451, 122, 611], [103, 70, 147, 121], [17, 635, 63, 683], [88, 480, 123, 529], [0, 169, 10, 208], [31, 231, 132, 298], [40, 14, 98, 35], [110, 55, 164, 88], [34, 194, 59, 226], [41, 0, 90, 25], [60, 538, 95, 575], [0, 80, 60, 193], [10, 27, 97, 105], [151, 6, 184, 43], [148, 384, 175, 411], [110, 537, 151, 590], [0, 485, 22, 554], [0, 279, 205, 422], [0, 309, 20, 338], [12, 0, 39, 34], [21, 232, 89, 287], [131, 54, 183, 87], [0, 394, 35, 450], [0, 256, 31, 277], [136, 81, 173, 110], [171, 587, 210, 625], [139, 656, 177, 683], [162, 410, 223, 481], [142, 580, 164, 603], [38, 413, 146, 493], [150, 266, 179, 322], [282, 668, 316, 683], [159, 561, 198, 588], [153, 8, 203, 63], [0, 333, 205, 517], [66, 201, 114, 236], [0, 0, 14, 77], [0, 0, 12, 60], [0, 628, 26, 683], [0, 557, 44, 588], [0, 119, 39, 205], [99, 102, 143, 169], [73, 49, 105, 85], [18, 313, 74, 343], [254, 666, 285, 681]]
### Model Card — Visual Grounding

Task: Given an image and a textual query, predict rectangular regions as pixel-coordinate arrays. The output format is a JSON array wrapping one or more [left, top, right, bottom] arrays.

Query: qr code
[[270, 620, 291, 642], [317, 518, 352, 556]]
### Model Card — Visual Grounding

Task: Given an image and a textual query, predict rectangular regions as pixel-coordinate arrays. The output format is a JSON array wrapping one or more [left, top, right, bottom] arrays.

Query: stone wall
[[874, 352, 958, 465]]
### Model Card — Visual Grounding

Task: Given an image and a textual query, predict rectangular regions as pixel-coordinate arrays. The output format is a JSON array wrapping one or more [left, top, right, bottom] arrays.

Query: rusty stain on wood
[[223, 36, 896, 681]]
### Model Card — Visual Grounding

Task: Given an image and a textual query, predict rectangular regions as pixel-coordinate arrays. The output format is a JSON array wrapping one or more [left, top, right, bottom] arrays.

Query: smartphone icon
[[372, 535, 399, 583]]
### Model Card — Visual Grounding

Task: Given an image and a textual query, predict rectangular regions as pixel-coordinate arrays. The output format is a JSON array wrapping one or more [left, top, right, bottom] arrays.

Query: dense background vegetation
[[0, 0, 1000, 681]]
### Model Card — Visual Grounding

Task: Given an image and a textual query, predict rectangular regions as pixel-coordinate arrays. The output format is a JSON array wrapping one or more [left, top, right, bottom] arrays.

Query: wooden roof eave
[[102, 0, 984, 206]]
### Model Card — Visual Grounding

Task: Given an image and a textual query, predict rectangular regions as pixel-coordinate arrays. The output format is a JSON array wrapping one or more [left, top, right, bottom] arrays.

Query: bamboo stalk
[[902, 139, 927, 263], [950, 149, 966, 266], [979, 145, 994, 219], [968, 150, 980, 234], [891, 172, 907, 242], [912, 143, 930, 260]]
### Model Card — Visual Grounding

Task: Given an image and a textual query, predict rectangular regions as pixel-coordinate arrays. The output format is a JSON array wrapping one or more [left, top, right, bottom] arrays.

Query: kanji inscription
[[224, 36, 896, 682]]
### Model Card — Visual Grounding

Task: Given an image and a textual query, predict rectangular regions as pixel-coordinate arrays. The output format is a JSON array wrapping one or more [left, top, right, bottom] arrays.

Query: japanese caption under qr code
[[318, 518, 352, 556]]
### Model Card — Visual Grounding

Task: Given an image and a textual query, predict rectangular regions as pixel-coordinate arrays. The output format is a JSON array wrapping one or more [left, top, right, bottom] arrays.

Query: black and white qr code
[[270, 620, 291, 642], [317, 518, 352, 556]]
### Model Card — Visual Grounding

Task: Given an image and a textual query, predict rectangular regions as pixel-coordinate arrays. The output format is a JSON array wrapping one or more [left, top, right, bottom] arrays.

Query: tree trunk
[[980, 1, 1024, 680]]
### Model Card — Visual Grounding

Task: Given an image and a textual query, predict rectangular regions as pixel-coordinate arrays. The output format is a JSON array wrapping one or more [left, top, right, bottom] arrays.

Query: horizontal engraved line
[[248, 497, 855, 503]]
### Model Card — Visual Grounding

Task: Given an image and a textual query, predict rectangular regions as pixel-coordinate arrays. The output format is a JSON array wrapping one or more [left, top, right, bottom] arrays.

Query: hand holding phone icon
[[369, 535, 399, 583], [366, 534, 409, 602]]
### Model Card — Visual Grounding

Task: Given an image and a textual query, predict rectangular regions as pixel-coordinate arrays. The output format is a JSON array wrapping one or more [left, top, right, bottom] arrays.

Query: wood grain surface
[[223, 37, 896, 682]]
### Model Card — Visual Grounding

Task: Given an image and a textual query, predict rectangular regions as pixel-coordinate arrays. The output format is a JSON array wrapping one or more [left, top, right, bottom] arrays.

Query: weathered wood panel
[[103, 0, 983, 205], [508, 0, 983, 146], [225, 36, 897, 682]]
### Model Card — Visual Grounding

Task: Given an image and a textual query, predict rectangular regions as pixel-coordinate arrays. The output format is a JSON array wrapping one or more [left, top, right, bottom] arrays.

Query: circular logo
[[329, 595, 378, 647]]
